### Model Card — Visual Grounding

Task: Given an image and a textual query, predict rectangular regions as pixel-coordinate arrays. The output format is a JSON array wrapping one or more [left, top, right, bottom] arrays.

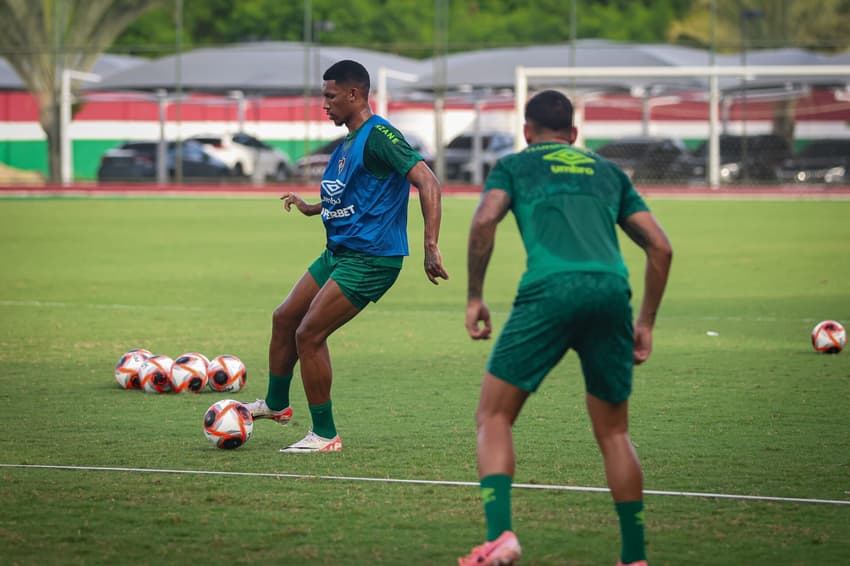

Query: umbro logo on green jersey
[[543, 148, 595, 175]]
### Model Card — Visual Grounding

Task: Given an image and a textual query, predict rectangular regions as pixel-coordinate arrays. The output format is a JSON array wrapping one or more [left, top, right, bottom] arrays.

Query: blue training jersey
[[320, 115, 412, 256]]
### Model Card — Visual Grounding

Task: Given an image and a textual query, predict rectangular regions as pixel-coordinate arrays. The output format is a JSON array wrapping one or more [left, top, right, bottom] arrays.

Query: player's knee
[[475, 405, 510, 431], [272, 304, 299, 333], [594, 428, 631, 455], [294, 321, 322, 353]]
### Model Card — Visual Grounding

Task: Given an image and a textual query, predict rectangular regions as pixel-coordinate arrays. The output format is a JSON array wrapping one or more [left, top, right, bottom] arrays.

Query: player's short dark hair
[[323, 60, 371, 95], [525, 90, 574, 132]]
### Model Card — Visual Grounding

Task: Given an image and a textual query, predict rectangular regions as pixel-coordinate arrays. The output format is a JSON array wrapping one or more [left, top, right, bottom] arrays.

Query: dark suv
[[97, 140, 231, 182], [594, 136, 694, 183], [690, 134, 791, 184], [778, 138, 850, 184], [444, 131, 515, 182]]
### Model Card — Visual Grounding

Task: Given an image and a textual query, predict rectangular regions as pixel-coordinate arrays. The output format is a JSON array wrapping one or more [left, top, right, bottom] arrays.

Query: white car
[[190, 133, 293, 181]]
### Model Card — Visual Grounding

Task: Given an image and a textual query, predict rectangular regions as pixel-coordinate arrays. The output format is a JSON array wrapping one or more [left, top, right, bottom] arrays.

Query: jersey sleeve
[[483, 158, 514, 197], [364, 124, 423, 178], [615, 167, 650, 223]]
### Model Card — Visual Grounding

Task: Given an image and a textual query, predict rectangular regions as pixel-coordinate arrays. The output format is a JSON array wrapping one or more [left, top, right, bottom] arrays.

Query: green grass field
[[0, 195, 848, 565]]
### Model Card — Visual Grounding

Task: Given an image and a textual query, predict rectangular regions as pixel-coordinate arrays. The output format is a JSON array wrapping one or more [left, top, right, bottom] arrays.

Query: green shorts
[[486, 272, 635, 402], [308, 247, 403, 310]]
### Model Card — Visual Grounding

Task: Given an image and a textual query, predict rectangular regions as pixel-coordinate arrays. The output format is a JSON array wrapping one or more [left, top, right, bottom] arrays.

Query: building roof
[[88, 41, 425, 95], [0, 54, 145, 90], [2, 41, 846, 96], [413, 40, 712, 94]]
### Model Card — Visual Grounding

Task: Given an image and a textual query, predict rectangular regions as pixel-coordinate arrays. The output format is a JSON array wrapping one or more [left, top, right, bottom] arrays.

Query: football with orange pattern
[[811, 320, 846, 354], [170, 352, 210, 393], [139, 354, 175, 393], [206, 354, 247, 392], [114, 348, 153, 389], [202, 399, 253, 449]]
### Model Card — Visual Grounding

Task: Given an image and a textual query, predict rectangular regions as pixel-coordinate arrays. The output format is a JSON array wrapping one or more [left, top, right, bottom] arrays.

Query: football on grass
[[811, 320, 846, 354], [170, 352, 210, 393], [114, 348, 153, 389], [206, 354, 247, 392], [203, 399, 253, 449], [139, 354, 175, 393]]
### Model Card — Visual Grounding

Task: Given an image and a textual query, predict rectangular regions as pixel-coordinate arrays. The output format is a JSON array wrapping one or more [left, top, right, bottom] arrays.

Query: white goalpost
[[515, 65, 850, 188]]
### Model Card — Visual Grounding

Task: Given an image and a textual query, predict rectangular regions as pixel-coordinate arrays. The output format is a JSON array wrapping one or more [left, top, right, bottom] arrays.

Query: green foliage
[[113, 0, 702, 58], [670, 0, 850, 52], [0, 195, 849, 564]]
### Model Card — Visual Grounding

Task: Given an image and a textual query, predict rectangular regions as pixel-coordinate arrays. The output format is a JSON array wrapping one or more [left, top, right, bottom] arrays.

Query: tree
[[0, 0, 164, 183], [670, 0, 850, 52], [669, 0, 850, 144], [114, 0, 695, 58]]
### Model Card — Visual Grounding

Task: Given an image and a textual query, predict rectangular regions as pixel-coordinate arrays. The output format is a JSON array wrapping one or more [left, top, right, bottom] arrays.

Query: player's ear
[[523, 123, 533, 145], [568, 127, 578, 144]]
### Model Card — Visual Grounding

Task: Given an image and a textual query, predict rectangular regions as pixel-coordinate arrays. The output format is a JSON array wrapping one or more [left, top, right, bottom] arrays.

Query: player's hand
[[466, 299, 492, 340], [633, 322, 653, 364], [280, 192, 312, 215], [424, 245, 449, 285]]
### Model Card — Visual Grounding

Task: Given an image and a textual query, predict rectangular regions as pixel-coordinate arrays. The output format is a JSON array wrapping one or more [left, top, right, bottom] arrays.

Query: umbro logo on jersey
[[543, 148, 595, 166], [321, 179, 346, 196], [543, 148, 596, 176]]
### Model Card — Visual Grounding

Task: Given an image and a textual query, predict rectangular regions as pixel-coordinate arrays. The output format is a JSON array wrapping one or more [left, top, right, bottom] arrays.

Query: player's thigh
[[487, 282, 571, 392], [574, 278, 634, 403], [274, 270, 321, 327], [298, 278, 363, 344], [477, 372, 530, 425]]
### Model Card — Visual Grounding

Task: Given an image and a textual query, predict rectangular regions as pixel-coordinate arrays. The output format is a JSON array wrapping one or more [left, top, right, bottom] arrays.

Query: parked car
[[444, 131, 515, 182], [690, 134, 791, 184], [594, 136, 694, 183], [777, 138, 850, 184], [294, 137, 345, 179], [293, 132, 434, 180], [190, 132, 293, 181], [97, 140, 232, 182]]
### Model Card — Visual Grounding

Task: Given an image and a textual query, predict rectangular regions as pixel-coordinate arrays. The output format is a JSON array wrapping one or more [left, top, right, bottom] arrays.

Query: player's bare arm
[[466, 188, 511, 340], [280, 192, 322, 216], [620, 210, 673, 363], [406, 160, 449, 285]]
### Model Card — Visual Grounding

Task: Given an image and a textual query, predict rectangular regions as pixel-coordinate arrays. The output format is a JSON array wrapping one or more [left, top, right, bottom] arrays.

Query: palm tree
[[0, 0, 164, 183]]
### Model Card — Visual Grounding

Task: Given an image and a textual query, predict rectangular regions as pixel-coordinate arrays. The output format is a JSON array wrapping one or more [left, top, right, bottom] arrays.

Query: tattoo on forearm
[[467, 234, 493, 299]]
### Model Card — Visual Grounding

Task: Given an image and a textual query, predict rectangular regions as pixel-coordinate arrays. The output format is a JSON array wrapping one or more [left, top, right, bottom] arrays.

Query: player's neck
[[346, 107, 374, 132], [532, 135, 572, 145]]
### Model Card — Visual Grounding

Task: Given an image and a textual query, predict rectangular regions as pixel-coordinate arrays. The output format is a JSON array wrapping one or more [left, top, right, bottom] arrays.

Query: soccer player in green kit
[[459, 90, 672, 566]]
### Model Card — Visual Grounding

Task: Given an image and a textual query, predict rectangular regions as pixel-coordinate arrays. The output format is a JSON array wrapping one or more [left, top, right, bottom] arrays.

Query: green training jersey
[[341, 120, 423, 179], [483, 142, 649, 288]]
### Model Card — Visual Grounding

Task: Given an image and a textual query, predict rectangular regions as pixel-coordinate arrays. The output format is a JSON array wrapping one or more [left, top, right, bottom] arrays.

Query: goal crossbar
[[514, 65, 850, 187]]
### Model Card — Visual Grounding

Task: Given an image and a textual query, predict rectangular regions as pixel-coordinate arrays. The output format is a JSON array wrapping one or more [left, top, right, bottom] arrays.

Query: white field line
[[0, 463, 847, 506], [0, 299, 830, 324]]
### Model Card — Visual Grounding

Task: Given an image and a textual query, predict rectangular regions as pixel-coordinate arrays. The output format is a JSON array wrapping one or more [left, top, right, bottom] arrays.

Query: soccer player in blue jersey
[[243, 59, 449, 453], [458, 90, 672, 565]]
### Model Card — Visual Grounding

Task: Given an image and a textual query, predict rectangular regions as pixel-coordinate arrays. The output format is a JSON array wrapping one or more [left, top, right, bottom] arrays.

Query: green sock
[[480, 474, 513, 541], [265, 373, 293, 411], [309, 400, 336, 439], [615, 500, 646, 564]]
